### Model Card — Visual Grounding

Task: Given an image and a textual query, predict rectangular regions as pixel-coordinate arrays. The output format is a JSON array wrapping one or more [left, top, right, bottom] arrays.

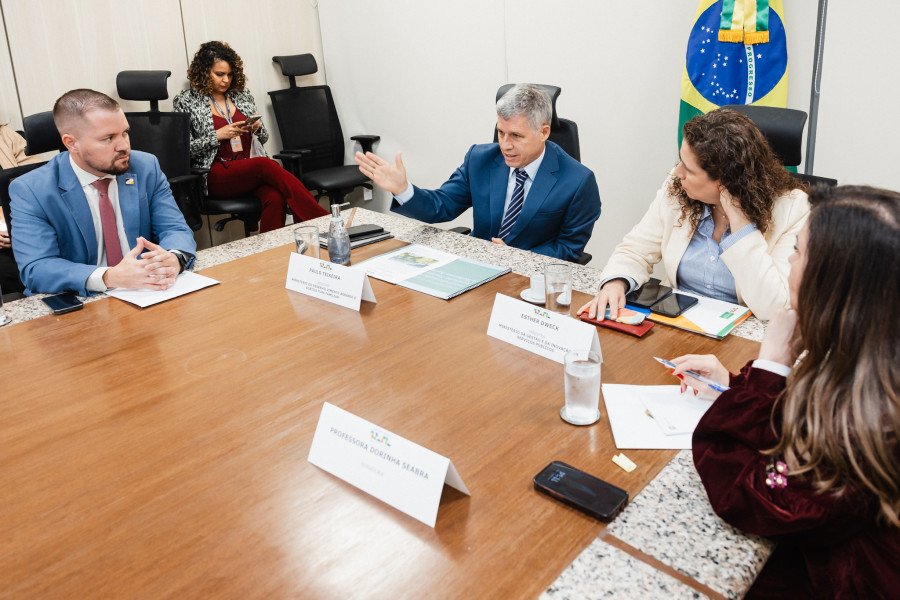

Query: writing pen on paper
[[653, 356, 731, 393]]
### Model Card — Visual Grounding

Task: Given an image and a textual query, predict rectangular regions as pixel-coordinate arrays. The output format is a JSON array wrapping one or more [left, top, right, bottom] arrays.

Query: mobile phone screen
[[41, 292, 84, 314], [651, 292, 698, 317], [533, 461, 628, 521], [625, 278, 672, 309]]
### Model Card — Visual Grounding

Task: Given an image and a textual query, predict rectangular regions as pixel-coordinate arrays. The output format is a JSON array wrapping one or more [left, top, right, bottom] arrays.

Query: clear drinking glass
[[561, 351, 602, 425], [293, 225, 320, 259], [544, 263, 572, 315]]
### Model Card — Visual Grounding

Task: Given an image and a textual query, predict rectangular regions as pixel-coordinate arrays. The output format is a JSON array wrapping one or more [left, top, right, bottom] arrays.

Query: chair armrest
[[350, 135, 380, 153], [168, 174, 200, 186], [273, 152, 307, 178], [280, 148, 313, 156], [190, 167, 211, 175]]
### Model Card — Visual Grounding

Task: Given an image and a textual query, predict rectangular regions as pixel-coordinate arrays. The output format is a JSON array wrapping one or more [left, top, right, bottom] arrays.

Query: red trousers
[[207, 158, 328, 232]]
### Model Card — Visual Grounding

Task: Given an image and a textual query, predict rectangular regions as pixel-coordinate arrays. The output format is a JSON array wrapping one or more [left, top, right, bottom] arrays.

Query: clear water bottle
[[327, 202, 351, 266]]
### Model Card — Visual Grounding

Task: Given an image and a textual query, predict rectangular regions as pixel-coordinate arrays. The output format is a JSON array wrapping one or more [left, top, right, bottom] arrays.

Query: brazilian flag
[[679, 0, 789, 145]]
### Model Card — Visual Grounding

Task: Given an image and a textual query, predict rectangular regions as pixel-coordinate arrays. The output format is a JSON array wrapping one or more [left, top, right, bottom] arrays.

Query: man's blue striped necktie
[[497, 168, 528, 240]]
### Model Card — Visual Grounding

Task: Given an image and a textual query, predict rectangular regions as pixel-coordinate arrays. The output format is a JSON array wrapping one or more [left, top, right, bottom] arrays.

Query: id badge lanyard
[[212, 95, 244, 154]]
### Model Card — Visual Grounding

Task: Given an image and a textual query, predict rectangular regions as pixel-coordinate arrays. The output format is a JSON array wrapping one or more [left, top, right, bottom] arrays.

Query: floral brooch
[[765, 459, 789, 489]]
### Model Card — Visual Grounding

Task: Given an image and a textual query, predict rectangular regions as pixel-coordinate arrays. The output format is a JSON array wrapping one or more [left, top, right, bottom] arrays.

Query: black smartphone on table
[[650, 292, 699, 317], [625, 277, 673, 310], [42, 292, 84, 315], [533, 461, 628, 521]]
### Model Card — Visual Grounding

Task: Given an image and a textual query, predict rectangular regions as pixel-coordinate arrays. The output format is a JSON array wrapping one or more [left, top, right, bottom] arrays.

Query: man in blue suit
[[10, 89, 196, 296], [355, 84, 600, 261]]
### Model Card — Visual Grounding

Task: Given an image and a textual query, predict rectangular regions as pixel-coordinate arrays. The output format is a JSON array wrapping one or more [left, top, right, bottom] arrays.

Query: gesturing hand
[[355, 151, 408, 196]]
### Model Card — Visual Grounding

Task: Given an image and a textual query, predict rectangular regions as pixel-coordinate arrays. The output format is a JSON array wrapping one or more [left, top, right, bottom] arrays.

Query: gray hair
[[496, 84, 552, 132], [53, 88, 120, 134]]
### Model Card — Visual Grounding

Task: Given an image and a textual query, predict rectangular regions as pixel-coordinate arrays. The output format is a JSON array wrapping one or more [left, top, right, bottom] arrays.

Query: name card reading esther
[[308, 402, 469, 527], [285, 252, 376, 311], [486, 293, 601, 364]]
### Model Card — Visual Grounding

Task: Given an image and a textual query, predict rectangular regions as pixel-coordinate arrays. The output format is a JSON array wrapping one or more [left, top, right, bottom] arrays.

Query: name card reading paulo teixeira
[[308, 402, 469, 528], [285, 252, 376, 311], [486, 293, 601, 364]]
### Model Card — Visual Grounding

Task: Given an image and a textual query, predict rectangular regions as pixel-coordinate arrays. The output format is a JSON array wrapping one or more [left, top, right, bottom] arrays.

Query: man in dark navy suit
[[355, 84, 600, 261]]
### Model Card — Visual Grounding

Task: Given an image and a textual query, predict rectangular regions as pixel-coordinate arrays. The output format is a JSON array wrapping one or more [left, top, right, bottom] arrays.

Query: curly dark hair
[[186, 41, 247, 95], [669, 108, 801, 234]]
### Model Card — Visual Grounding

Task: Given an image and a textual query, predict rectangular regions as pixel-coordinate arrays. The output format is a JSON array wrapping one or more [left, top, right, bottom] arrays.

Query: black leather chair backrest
[[23, 111, 65, 155], [272, 54, 318, 88], [116, 70, 201, 229], [1, 163, 47, 235], [721, 104, 807, 167], [117, 70, 171, 111], [492, 84, 580, 162], [269, 55, 346, 172]]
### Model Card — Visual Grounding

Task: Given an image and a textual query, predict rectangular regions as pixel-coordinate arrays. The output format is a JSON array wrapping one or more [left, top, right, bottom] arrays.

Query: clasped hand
[[103, 237, 179, 291]]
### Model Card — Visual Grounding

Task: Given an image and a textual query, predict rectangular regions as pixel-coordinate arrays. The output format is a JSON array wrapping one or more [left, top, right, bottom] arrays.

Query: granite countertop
[[1, 208, 769, 598]]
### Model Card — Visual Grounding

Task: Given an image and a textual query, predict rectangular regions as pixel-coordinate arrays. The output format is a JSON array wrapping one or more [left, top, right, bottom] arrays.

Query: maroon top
[[212, 105, 250, 162], [693, 362, 900, 599]]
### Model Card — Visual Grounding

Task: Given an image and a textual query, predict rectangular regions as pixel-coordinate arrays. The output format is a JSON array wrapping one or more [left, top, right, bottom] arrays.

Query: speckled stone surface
[[605, 451, 774, 599], [0, 208, 771, 598], [541, 538, 703, 600]]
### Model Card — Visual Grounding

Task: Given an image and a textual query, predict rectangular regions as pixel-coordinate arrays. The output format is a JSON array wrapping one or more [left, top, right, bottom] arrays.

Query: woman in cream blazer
[[580, 109, 809, 321]]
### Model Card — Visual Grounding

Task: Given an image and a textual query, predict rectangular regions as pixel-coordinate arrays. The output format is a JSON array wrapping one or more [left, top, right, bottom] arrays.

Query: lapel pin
[[125, 178, 135, 185]]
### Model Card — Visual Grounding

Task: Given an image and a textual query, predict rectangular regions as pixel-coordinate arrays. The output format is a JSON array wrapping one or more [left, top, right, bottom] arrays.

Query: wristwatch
[[172, 250, 189, 274]]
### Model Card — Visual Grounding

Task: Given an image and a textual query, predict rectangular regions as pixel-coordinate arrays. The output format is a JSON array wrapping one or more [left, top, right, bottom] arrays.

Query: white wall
[[0, 0, 323, 154], [317, 0, 898, 268]]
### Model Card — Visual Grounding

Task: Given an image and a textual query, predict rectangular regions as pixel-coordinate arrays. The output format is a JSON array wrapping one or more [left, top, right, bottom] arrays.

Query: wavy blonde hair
[[773, 185, 899, 525]]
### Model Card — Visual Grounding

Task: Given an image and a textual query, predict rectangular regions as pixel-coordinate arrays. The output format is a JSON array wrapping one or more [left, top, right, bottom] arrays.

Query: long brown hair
[[186, 41, 247, 95], [775, 185, 899, 525], [670, 108, 800, 233]]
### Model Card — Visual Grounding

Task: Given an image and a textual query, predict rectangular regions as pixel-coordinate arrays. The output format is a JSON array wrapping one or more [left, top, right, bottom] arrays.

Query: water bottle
[[327, 202, 351, 266]]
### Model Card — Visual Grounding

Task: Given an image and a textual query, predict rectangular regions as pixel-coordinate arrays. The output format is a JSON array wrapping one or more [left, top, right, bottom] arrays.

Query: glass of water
[[561, 351, 602, 425], [293, 225, 320, 259], [544, 263, 572, 315]]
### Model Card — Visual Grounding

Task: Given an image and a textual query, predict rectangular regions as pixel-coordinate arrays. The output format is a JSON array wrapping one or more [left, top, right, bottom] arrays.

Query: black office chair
[[452, 84, 592, 266], [268, 53, 380, 207], [493, 84, 580, 162], [117, 70, 261, 243], [1, 112, 63, 294], [722, 104, 837, 188]]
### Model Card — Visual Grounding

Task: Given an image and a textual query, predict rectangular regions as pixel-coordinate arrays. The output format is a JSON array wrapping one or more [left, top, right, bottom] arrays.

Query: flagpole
[[805, 0, 828, 175]]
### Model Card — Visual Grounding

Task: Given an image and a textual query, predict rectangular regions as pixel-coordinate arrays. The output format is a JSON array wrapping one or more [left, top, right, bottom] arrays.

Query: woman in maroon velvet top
[[672, 185, 899, 599]]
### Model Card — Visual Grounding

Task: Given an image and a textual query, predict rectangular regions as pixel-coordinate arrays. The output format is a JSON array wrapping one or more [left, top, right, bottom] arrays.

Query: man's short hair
[[53, 89, 120, 134], [496, 84, 552, 132]]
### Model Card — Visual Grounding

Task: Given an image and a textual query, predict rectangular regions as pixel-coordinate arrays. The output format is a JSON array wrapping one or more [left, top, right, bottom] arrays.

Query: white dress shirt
[[69, 156, 130, 292]]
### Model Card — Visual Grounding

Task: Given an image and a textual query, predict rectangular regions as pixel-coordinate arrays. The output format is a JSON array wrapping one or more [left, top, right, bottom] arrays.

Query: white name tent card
[[486, 293, 601, 364], [285, 252, 376, 311], [107, 271, 219, 308], [307, 402, 469, 528]]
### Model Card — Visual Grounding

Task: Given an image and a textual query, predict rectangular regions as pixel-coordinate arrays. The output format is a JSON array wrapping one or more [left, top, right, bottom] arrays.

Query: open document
[[647, 291, 751, 339], [602, 383, 715, 449], [107, 271, 219, 308], [359, 244, 510, 300]]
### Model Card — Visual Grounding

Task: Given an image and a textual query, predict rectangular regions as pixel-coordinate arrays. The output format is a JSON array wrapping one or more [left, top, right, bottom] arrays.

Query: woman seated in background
[[174, 41, 327, 233], [672, 185, 899, 598], [579, 108, 808, 321]]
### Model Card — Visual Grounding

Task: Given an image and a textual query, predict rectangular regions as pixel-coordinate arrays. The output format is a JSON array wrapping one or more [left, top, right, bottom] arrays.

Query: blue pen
[[653, 356, 731, 393]]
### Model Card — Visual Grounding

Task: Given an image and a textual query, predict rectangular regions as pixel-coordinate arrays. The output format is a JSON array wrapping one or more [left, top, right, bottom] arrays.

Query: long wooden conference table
[[1, 210, 769, 599]]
